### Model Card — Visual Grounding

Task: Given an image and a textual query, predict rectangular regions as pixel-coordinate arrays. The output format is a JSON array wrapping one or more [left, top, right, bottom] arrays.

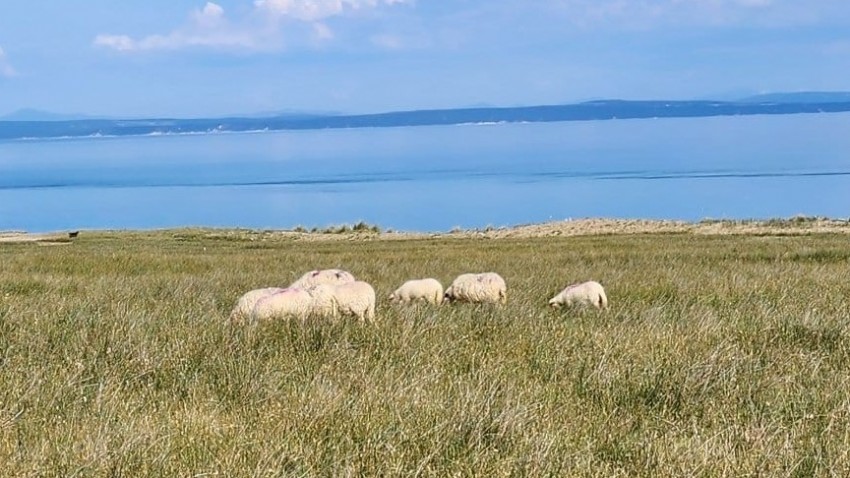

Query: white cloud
[[93, 35, 136, 52], [94, 2, 276, 52], [371, 33, 404, 49], [312, 23, 335, 41], [0, 46, 17, 77], [192, 2, 226, 28], [549, 0, 795, 28], [254, 0, 412, 22], [94, 0, 411, 53]]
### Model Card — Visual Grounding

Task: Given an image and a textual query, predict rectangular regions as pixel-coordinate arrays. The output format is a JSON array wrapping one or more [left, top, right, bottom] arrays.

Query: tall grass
[[1, 231, 850, 476]]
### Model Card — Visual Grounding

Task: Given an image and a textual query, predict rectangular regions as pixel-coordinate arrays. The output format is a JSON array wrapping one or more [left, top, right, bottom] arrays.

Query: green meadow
[[1, 229, 850, 476]]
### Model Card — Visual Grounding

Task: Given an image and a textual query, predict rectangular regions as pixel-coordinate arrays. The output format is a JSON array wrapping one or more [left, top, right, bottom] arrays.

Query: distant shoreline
[[4, 217, 850, 244], [3, 98, 850, 141]]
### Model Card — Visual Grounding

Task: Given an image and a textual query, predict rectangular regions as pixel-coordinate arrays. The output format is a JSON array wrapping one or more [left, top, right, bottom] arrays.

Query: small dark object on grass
[[68, 231, 79, 239]]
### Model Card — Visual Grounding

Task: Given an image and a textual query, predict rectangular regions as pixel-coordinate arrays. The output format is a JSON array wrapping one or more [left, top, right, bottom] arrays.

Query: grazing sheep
[[444, 272, 507, 304], [289, 269, 356, 289], [251, 287, 315, 321], [309, 281, 376, 322], [389, 278, 444, 305], [335, 281, 377, 322], [304, 283, 339, 318], [549, 280, 608, 310], [229, 287, 285, 322]]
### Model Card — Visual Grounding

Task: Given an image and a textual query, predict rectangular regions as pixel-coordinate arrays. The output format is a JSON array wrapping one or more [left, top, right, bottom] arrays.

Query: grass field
[[2, 228, 850, 476]]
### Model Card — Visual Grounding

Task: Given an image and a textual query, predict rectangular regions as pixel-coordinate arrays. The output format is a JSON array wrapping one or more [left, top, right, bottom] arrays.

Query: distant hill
[[738, 91, 850, 104], [2, 93, 850, 141], [0, 108, 98, 122]]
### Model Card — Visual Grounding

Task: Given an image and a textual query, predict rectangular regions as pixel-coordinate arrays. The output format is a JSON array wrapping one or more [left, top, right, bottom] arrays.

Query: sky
[[1, 0, 849, 118]]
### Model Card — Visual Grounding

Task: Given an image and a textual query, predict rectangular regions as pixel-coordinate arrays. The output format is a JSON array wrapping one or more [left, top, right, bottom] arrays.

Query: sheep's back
[[446, 273, 505, 303], [290, 269, 356, 289], [252, 288, 313, 321], [393, 278, 443, 304], [230, 287, 285, 322]]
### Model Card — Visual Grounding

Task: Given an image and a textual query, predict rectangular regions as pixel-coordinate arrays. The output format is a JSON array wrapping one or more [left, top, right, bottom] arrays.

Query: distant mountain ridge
[[2, 92, 850, 141], [738, 91, 850, 104], [0, 108, 100, 122]]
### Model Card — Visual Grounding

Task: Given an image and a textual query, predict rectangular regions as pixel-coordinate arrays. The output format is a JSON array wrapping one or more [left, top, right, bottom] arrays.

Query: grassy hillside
[[1, 230, 850, 476]]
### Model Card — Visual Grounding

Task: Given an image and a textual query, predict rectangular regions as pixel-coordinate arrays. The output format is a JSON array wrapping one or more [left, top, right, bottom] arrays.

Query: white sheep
[[444, 272, 507, 304], [251, 287, 315, 321], [308, 281, 376, 322], [335, 281, 377, 322], [304, 283, 339, 319], [229, 287, 285, 322], [548, 280, 608, 310], [389, 278, 444, 305], [289, 269, 356, 289]]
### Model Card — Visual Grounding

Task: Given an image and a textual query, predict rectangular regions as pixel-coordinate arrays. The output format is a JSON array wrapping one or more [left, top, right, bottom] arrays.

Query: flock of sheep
[[230, 269, 608, 323]]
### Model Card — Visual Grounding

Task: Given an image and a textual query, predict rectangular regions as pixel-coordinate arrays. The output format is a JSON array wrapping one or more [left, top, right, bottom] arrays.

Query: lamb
[[389, 278, 444, 305], [250, 287, 315, 321], [308, 281, 376, 322], [229, 287, 285, 322], [289, 269, 355, 289], [548, 280, 608, 310], [333, 281, 376, 322], [444, 272, 507, 304]]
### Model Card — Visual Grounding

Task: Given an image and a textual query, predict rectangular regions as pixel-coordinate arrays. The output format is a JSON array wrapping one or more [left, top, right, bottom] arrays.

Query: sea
[[2, 113, 849, 233]]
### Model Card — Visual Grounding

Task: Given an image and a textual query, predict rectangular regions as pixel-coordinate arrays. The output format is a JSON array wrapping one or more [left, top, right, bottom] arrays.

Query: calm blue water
[[2, 114, 849, 232]]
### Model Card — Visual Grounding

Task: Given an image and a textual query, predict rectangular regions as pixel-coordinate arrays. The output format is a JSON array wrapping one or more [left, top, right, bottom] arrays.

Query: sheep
[[289, 269, 356, 289], [548, 280, 608, 310], [308, 281, 376, 322], [444, 272, 507, 304], [251, 287, 315, 321], [229, 287, 285, 322], [304, 283, 338, 319], [388, 278, 444, 305], [335, 281, 377, 322]]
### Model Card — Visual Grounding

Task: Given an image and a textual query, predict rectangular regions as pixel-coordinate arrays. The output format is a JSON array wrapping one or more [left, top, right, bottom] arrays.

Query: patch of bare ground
[[279, 217, 850, 241], [0, 231, 73, 245], [444, 216, 850, 239]]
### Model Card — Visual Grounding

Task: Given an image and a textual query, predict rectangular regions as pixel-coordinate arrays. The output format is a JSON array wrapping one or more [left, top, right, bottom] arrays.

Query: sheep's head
[[548, 299, 561, 309]]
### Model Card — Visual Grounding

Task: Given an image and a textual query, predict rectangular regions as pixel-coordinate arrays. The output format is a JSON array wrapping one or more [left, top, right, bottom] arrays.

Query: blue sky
[[1, 0, 849, 118]]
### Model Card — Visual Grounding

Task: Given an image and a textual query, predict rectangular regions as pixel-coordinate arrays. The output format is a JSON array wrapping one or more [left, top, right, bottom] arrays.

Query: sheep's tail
[[598, 291, 609, 309]]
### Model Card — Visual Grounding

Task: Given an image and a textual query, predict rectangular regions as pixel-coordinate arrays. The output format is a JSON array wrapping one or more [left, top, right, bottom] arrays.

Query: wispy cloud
[[94, 0, 412, 53], [0, 46, 17, 77], [370, 33, 405, 50], [543, 0, 829, 29], [94, 3, 270, 52], [255, 0, 412, 22]]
